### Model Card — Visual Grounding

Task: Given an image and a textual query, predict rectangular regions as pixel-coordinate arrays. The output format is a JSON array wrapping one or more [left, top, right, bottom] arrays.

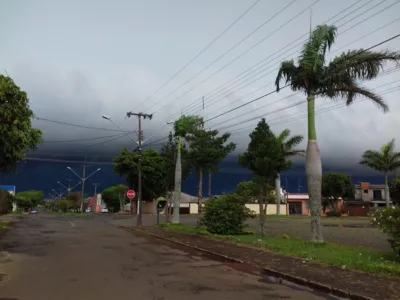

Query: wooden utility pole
[[93, 182, 100, 213], [126, 111, 153, 226]]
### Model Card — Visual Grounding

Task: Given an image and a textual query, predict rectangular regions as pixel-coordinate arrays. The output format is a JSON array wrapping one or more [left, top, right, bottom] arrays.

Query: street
[[0, 214, 337, 300]]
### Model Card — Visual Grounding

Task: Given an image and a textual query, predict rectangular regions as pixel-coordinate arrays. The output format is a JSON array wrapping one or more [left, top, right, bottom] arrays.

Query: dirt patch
[[141, 227, 400, 300]]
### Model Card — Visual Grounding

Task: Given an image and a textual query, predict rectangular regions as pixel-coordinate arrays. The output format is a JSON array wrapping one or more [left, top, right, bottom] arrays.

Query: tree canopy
[[360, 139, 400, 173], [102, 184, 129, 212], [389, 177, 400, 205], [15, 190, 44, 207], [322, 173, 355, 200], [114, 148, 165, 200], [0, 75, 44, 172], [239, 118, 289, 181]]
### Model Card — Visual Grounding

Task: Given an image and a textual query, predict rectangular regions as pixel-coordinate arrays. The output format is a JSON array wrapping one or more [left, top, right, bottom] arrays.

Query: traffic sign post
[[127, 190, 136, 215], [127, 190, 136, 199]]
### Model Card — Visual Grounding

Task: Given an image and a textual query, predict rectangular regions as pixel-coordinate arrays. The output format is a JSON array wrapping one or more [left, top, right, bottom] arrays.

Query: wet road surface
[[0, 214, 338, 300]]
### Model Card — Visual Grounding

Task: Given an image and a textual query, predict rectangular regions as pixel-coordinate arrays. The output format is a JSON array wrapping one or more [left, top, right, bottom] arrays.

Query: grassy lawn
[[160, 223, 400, 277]]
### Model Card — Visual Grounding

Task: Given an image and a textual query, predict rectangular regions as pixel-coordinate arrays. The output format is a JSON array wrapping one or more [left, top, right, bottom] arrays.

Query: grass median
[[159, 223, 400, 276]]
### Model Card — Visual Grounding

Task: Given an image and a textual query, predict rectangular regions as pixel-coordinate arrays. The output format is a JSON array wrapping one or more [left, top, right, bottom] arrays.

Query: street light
[[102, 115, 138, 144], [67, 166, 101, 212]]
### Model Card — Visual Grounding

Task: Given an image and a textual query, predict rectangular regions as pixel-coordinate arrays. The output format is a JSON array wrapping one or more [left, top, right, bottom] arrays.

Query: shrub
[[326, 211, 342, 217], [0, 190, 13, 215], [202, 194, 254, 235], [372, 207, 400, 261]]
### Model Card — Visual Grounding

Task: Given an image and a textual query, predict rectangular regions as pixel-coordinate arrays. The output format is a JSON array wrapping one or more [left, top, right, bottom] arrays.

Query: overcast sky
[[1, 0, 400, 170]]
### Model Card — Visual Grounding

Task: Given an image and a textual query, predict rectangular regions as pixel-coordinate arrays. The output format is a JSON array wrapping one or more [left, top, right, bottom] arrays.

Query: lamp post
[[67, 166, 101, 212]]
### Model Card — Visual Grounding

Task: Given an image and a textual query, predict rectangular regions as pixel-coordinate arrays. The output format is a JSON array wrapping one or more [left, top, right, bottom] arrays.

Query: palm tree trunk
[[275, 174, 281, 215], [172, 136, 182, 224], [197, 168, 203, 227], [208, 169, 212, 197], [384, 172, 390, 207], [306, 95, 324, 243]]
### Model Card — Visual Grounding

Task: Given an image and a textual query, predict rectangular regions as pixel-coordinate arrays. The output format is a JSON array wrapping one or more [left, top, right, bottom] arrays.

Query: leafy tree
[[172, 115, 203, 224], [0, 190, 13, 215], [0, 75, 43, 173], [275, 129, 304, 215], [15, 195, 32, 210], [235, 180, 259, 203], [15, 190, 44, 207], [239, 118, 289, 236], [114, 148, 165, 201], [188, 128, 236, 225], [360, 139, 400, 207], [322, 172, 354, 214], [275, 24, 400, 242], [160, 132, 192, 222], [389, 177, 400, 205], [59, 199, 73, 212], [102, 185, 129, 212], [67, 192, 83, 211]]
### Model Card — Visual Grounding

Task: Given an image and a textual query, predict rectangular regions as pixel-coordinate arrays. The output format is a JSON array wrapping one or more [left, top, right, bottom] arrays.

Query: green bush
[[202, 194, 254, 235], [326, 211, 342, 217], [372, 207, 400, 261]]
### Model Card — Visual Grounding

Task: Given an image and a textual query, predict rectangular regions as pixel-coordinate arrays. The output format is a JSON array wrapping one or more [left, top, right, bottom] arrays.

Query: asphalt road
[[0, 214, 338, 300]]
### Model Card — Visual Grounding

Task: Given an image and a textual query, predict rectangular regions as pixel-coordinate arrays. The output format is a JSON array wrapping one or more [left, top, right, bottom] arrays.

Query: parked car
[[101, 208, 108, 213], [85, 208, 91, 213]]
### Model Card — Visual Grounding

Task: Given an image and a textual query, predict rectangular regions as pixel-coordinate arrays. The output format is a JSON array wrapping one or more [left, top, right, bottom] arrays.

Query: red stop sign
[[127, 190, 136, 199]]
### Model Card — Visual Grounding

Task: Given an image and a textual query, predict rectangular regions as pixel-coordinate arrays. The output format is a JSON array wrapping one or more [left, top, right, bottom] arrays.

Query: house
[[344, 182, 392, 216], [286, 193, 345, 216]]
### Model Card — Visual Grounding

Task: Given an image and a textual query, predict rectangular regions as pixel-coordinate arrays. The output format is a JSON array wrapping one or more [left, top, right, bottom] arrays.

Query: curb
[[120, 226, 376, 300]]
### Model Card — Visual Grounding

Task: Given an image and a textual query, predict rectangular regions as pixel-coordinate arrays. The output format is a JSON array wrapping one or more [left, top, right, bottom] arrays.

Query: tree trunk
[[258, 184, 267, 236], [306, 95, 324, 243], [165, 191, 171, 223], [197, 168, 203, 227], [384, 172, 390, 207], [275, 174, 281, 215], [119, 194, 124, 212], [172, 136, 182, 224], [208, 169, 212, 197]]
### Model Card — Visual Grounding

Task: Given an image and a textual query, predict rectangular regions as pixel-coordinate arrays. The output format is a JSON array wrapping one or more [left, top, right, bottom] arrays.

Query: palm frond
[[360, 150, 385, 171], [286, 149, 306, 156], [275, 60, 299, 92], [327, 49, 400, 81], [316, 80, 389, 112], [276, 129, 290, 142], [284, 135, 304, 150], [299, 25, 337, 73]]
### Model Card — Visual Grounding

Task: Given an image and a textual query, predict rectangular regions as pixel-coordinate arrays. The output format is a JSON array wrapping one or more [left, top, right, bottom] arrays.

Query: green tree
[[172, 115, 203, 224], [15, 195, 33, 210], [235, 180, 260, 203], [275, 24, 400, 242], [0, 190, 13, 215], [102, 185, 129, 212], [360, 139, 400, 207], [59, 199, 73, 212], [15, 190, 44, 207], [389, 177, 400, 205], [239, 118, 289, 236], [322, 173, 354, 214], [275, 129, 304, 215], [188, 128, 236, 225], [67, 192, 82, 211], [0, 75, 43, 173], [114, 148, 165, 201]]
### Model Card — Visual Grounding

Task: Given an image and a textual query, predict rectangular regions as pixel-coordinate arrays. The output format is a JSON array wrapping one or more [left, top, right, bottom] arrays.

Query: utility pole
[[126, 111, 153, 226], [67, 166, 101, 213], [67, 178, 72, 191], [93, 183, 100, 212], [81, 165, 86, 212]]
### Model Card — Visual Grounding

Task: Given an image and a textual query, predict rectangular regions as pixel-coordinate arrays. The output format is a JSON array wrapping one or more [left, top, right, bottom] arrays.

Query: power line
[[34, 117, 135, 133], [43, 133, 127, 143], [144, 33, 400, 146], [24, 157, 114, 165], [129, 0, 262, 112], [148, 0, 304, 113], [152, 0, 368, 127], [164, 0, 397, 122]]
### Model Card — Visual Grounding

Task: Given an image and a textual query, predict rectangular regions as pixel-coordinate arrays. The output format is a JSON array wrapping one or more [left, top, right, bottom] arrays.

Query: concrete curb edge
[[119, 226, 376, 300]]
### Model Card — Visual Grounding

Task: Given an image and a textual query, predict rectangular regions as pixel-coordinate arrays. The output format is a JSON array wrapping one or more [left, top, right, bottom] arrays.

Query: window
[[363, 189, 368, 194], [373, 190, 382, 200]]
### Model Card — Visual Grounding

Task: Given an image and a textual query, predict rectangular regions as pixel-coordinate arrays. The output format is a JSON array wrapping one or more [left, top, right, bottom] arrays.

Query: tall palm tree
[[360, 139, 400, 207], [275, 24, 399, 243], [275, 129, 305, 215]]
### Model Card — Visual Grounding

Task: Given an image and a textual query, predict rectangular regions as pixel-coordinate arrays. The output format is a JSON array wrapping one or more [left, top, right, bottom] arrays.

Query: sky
[[1, 0, 400, 172]]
